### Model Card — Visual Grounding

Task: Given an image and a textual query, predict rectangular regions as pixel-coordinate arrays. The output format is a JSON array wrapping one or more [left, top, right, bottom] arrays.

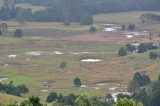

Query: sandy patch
[[132, 43, 140, 46], [109, 87, 118, 91], [50, 51, 63, 55], [104, 28, 116, 32], [81, 59, 102, 62], [26, 51, 41, 56], [4, 64, 9, 67], [41, 89, 48, 92], [95, 87, 100, 90], [112, 92, 132, 102], [97, 83, 105, 86], [124, 35, 133, 38], [8, 55, 17, 58], [0, 78, 8, 81], [81, 85, 87, 88]]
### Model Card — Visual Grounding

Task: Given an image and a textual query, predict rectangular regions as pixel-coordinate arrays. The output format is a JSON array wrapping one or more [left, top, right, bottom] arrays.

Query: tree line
[[118, 43, 159, 57], [1, 93, 142, 106], [1, 0, 160, 24], [14, 0, 160, 13], [126, 72, 160, 106], [0, 1, 93, 25], [140, 13, 160, 24], [0, 81, 29, 97]]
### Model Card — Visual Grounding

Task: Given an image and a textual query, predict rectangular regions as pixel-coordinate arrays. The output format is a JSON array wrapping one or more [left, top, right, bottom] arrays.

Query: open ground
[[1, 11, 160, 103]]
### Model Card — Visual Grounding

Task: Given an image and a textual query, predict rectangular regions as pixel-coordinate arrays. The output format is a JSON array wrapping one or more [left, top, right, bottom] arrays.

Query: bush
[[46, 92, 58, 103], [133, 72, 151, 86], [115, 98, 143, 106], [138, 43, 147, 53], [0, 81, 29, 96], [89, 26, 97, 33], [16, 85, 29, 94], [29, 96, 43, 106], [125, 44, 136, 53], [127, 80, 139, 93], [118, 47, 127, 57], [147, 43, 158, 50], [14, 29, 23, 38], [149, 52, 158, 60], [74, 77, 81, 87], [59, 61, 67, 71], [128, 24, 135, 30]]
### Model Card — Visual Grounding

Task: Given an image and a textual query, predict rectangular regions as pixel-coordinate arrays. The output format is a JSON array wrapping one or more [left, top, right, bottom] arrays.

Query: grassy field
[[1, 13, 160, 104], [15, 3, 46, 12], [0, 93, 24, 104], [94, 11, 160, 24]]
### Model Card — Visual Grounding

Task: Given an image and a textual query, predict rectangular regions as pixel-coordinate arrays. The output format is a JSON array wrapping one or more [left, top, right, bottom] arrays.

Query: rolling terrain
[[1, 11, 160, 104]]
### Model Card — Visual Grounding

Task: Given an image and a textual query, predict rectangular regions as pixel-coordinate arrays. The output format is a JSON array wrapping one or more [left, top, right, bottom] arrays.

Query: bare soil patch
[[63, 31, 160, 44]]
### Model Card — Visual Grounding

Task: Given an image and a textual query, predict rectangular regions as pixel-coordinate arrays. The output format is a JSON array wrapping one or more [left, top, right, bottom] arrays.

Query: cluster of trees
[[14, 0, 160, 14], [1, 0, 160, 24], [0, 23, 23, 37], [118, 43, 159, 57], [126, 73, 160, 106], [115, 98, 143, 106], [0, 81, 29, 96], [0, 23, 8, 36], [89, 26, 97, 33], [46, 92, 114, 106], [140, 13, 160, 24], [0, 1, 93, 25], [128, 72, 151, 93], [3, 96, 43, 106], [138, 43, 158, 53], [149, 51, 159, 60], [2, 93, 143, 106], [121, 24, 135, 31], [118, 44, 136, 57]]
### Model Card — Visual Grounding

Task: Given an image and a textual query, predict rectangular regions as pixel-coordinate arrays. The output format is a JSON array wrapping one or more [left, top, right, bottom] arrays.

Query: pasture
[[1, 12, 160, 103], [94, 11, 160, 24], [0, 93, 24, 104], [15, 3, 46, 12]]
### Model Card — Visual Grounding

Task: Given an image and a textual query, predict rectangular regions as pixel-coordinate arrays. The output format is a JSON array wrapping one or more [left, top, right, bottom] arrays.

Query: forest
[[1, 0, 160, 24]]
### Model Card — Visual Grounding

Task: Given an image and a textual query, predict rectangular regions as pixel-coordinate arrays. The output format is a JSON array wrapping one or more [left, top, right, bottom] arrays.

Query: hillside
[[0, 93, 24, 104], [94, 11, 160, 24]]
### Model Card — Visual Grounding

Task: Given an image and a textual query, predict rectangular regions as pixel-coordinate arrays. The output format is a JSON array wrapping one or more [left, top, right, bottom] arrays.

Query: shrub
[[149, 51, 158, 60], [14, 29, 23, 38], [46, 92, 58, 103], [133, 72, 151, 86], [74, 77, 81, 87], [127, 80, 139, 93], [125, 44, 136, 53], [138, 43, 147, 53], [89, 26, 97, 33], [128, 24, 135, 30], [118, 47, 127, 57]]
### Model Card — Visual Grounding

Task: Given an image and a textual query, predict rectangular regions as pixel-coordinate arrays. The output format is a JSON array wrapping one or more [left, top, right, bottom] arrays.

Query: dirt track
[[63, 31, 160, 44]]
